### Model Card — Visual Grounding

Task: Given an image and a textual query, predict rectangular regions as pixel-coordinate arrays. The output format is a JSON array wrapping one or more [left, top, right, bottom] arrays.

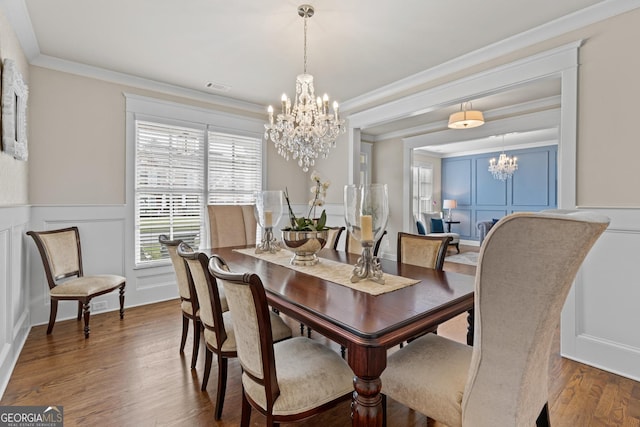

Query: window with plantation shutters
[[134, 120, 263, 266], [135, 121, 205, 265], [208, 131, 262, 204]]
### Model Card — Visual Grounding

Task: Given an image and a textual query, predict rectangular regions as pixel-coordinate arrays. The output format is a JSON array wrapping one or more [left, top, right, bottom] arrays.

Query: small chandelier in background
[[264, 4, 345, 172], [488, 136, 518, 181], [448, 102, 485, 129]]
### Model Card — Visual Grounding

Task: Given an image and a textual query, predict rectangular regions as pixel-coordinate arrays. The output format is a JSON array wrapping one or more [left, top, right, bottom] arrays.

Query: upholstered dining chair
[[381, 210, 609, 427], [397, 232, 452, 271], [178, 243, 292, 420], [327, 226, 345, 250], [207, 204, 257, 248], [26, 226, 126, 338], [160, 235, 216, 369], [345, 229, 387, 256], [208, 255, 354, 426]]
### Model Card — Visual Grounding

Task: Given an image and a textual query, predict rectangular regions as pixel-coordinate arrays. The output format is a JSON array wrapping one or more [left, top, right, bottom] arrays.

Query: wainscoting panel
[[561, 207, 640, 381], [28, 205, 180, 327], [0, 205, 31, 398]]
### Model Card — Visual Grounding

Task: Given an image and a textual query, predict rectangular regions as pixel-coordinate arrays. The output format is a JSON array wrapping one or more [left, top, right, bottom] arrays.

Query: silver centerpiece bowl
[[281, 230, 328, 266]]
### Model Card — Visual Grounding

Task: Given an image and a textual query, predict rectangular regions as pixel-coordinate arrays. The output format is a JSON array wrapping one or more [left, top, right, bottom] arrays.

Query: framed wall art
[[1, 59, 29, 161]]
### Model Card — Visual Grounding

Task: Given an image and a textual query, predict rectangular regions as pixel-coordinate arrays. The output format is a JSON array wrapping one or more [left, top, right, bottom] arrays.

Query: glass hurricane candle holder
[[344, 184, 389, 284], [254, 190, 283, 253]]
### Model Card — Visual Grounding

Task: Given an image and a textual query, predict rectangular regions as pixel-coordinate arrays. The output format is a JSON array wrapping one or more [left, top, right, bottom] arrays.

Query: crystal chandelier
[[264, 4, 345, 172], [488, 136, 518, 181]]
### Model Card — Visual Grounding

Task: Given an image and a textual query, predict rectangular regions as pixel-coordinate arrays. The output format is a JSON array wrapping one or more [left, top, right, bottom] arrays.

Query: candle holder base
[[350, 242, 385, 285], [255, 228, 281, 254]]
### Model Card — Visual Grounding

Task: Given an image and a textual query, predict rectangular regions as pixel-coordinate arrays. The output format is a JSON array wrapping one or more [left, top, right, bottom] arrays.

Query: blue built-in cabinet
[[442, 145, 557, 241]]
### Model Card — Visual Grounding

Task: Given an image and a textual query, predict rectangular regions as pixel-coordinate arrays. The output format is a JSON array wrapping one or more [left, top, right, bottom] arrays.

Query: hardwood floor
[[2, 246, 639, 426]]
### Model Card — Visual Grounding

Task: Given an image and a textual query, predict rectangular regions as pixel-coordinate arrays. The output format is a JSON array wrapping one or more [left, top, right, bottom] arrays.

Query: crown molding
[[341, 0, 640, 112], [0, 0, 265, 114]]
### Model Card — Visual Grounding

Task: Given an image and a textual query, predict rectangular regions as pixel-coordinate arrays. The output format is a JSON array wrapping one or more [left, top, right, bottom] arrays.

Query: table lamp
[[443, 199, 457, 221]]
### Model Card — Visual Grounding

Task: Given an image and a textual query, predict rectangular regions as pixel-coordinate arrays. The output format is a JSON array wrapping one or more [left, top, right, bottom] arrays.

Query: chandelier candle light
[[264, 4, 345, 172]]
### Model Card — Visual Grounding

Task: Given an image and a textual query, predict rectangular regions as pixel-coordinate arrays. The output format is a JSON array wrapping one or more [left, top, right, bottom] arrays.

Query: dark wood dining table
[[204, 246, 475, 427]]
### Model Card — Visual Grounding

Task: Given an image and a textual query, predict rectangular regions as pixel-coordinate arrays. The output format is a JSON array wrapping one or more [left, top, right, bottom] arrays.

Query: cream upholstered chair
[[327, 226, 345, 250], [178, 243, 292, 420], [26, 226, 126, 338], [208, 204, 257, 248], [208, 255, 354, 426], [422, 212, 460, 253], [159, 235, 229, 369], [381, 211, 609, 427], [345, 229, 387, 256], [397, 232, 451, 271]]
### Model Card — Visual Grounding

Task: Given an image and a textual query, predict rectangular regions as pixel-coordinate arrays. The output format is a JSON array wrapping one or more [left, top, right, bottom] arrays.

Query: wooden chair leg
[[240, 388, 252, 427], [214, 355, 228, 420], [191, 319, 200, 370], [47, 299, 58, 335], [76, 301, 82, 320], [180, 315, 189, 354], [536, 402, 551, 427], [82, 301, 91, 338], [466, 309, 475, 346], [201, 348, 212, 391], [119, 284, 125, 319]]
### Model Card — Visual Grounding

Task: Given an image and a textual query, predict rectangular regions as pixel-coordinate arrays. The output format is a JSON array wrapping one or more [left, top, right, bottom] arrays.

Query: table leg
[[349, 345, 386, 427]]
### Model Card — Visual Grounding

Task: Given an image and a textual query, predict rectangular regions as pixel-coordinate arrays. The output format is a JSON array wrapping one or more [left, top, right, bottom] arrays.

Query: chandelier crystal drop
[[264, 4, 345, 172]]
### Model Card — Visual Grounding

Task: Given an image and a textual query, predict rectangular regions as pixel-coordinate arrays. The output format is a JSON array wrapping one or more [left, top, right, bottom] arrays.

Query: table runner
[[233, 248, 420, 296]]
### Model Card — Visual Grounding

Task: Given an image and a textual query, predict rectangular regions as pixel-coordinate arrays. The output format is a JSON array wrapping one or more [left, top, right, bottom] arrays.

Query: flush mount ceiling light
[[448, 102, 485, 129], [264, 4, 345, 172]]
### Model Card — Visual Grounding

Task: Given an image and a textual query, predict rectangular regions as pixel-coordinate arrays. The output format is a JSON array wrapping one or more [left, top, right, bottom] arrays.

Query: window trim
[[125, 93, 266, 270]]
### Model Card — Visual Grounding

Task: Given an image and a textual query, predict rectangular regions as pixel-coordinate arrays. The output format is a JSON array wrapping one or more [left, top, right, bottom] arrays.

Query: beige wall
[[28, 64, 343, 207], [0, 9, 29, 206]]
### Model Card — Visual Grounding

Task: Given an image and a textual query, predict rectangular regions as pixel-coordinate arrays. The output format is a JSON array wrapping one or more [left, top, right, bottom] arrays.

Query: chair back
[[327, 226, 345, 250], [207, 205, 257, 248], [178, 243, 227, 347], [345, 230, 387, 256], [422, 212, 444, 234], [462, 211, 609, 426], [158, 235, 193, 303], [397, 232, 451, 270], [208, 255, 280, 405], [27, 227, 83, 288]]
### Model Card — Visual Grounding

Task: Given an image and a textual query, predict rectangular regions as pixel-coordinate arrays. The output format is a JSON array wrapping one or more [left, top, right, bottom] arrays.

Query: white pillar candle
[[264, 210, 273, 228], [361, 215, 373, 242]]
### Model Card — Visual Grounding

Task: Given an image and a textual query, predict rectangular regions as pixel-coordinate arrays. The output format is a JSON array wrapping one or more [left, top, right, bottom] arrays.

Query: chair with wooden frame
[[207, 204, 257, 248], [160, 235, 216, 369], [345, 229, 387, 256], [208, 254, 354, 426], [382, 211, 609, 427], [327, 226, 345, 250], [397, 232, 452, 271], [178, 243, 292, 420], [26, 226, 125, 338]]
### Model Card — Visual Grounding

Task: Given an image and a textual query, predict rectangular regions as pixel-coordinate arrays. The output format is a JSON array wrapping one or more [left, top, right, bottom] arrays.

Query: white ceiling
[[1, 0, 633, 145]]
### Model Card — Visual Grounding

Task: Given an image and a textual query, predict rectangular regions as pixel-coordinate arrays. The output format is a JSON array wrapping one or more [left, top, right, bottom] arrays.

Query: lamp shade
[[448, 109, 484, 129], [442, 199, 457, 209]]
